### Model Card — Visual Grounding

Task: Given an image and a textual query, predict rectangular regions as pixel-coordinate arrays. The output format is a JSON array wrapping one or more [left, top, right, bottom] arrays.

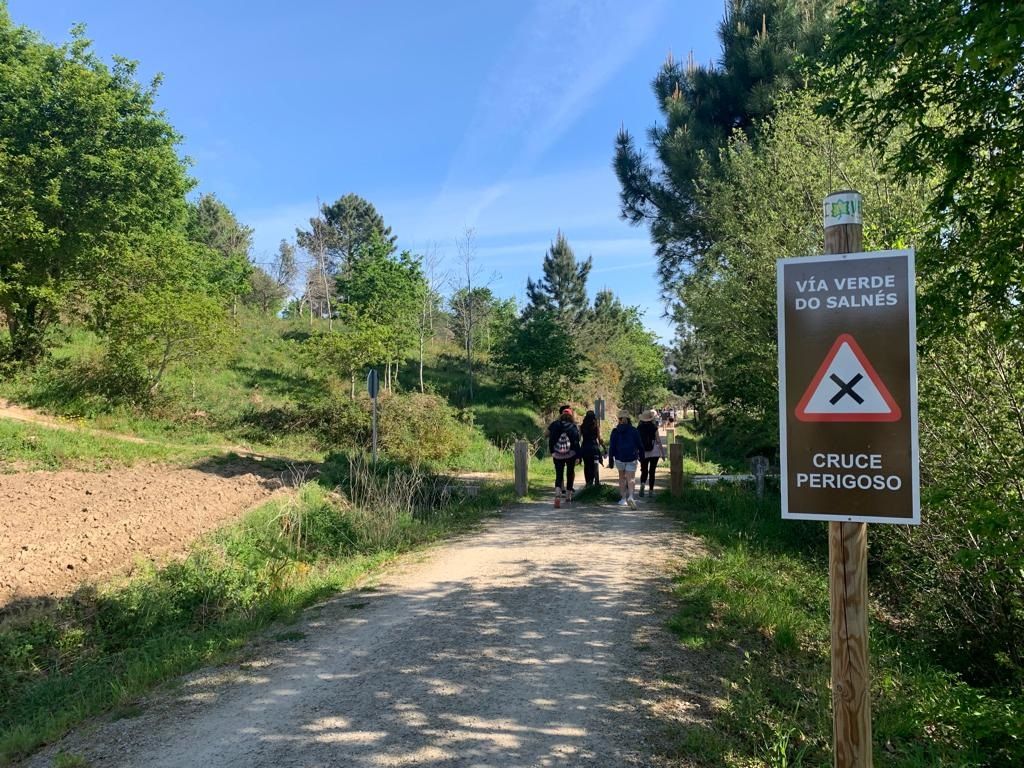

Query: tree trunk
[[7, 299, 46, 363]]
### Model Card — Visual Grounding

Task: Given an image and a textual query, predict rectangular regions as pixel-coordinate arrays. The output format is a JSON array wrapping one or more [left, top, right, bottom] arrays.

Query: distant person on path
[[548, 407, 581, 502], [637, 409, 665, 498], [608, 409, 644, 508], [579, 410, 605, 487]]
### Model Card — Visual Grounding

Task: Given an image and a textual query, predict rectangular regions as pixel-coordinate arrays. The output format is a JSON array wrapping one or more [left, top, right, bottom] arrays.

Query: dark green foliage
[[872, 328, 1024, 687], [495, 310, 587, 408], [614, 0, 832, 293], [660, 484, 1023, 767], [524, 231, 592, 325], [185, 193, 253, 300], [820, 0, 1024, 336], [298, 193, 396, 283], [0, 11, 192, 361]]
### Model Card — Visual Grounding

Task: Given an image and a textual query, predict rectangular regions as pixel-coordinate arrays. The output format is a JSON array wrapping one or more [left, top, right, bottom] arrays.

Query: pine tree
[[524, 231, 592, 325], [614, 0, 832, 293]]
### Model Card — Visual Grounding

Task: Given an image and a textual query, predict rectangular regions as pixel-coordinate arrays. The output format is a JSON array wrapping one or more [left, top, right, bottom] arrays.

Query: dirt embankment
[[1, 461, 286, 609]]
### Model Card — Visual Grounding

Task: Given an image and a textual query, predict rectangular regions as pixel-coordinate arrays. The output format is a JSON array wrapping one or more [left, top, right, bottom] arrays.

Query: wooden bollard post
[[514, 439, 529, 497], [669, 442, 683, 497], [665, 427, 675, 445], [824, 190, 872, 768]]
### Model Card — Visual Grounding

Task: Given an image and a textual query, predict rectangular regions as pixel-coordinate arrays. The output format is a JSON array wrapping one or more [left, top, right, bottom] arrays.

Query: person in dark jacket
[[637, 408, 666, 497], [548, 408, 582, 501], [607, 409, 644, 508], [579, 410, 605, 487]]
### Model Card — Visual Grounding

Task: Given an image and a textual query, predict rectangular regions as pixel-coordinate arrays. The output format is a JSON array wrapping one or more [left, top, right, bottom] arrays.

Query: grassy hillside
[[0, 314, 544, 473]]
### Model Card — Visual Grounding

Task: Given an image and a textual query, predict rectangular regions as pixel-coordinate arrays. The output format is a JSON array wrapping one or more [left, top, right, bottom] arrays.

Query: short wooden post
[[514, 439, 529, 497], [669, 442, 683, 497], [824, 190, 872, 768], [752, 455, 768, 501], [665, 428, 675, 445]]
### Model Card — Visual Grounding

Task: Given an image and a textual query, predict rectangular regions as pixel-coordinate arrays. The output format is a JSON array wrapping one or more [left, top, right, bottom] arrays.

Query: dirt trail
[[1, 461, 286, 608], [0, 398, 154, 445], [27, 496, 712, 768]]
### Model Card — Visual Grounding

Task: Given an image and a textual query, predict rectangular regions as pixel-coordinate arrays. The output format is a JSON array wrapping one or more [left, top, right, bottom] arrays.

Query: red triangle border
[[795, 333, 901, 422]]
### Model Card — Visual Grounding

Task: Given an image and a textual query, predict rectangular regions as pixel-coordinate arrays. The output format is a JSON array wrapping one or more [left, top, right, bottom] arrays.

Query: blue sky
[[9, 0, 722, 341]]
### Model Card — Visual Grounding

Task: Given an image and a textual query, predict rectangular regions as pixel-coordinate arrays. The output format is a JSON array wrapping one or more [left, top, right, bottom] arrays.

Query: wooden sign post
[[778, 191, 920, 768], [822, 194, 872, 768]]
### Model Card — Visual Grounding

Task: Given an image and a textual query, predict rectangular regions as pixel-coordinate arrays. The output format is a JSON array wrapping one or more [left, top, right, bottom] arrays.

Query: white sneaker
[[617, 499, 628, 506], [627, 496, 637, 509]]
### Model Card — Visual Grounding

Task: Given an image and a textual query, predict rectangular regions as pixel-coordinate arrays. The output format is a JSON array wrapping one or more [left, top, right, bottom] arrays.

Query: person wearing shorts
[[607, 409, 644, 508]]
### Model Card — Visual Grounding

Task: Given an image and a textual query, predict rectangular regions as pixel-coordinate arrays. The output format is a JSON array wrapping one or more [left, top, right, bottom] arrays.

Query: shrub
[[376, 392, 470, 465]]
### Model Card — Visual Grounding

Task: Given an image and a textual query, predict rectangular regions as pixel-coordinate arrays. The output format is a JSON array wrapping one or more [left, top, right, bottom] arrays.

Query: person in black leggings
[[637, 409, 665, 497], [548, 408, 582, 500], [579, 410, 604, 486]]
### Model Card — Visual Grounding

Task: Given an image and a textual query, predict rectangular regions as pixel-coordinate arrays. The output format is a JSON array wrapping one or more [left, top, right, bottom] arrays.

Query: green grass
[[0, 471, 517, 763], [0, 419, 205, 472], [658, 484, 1023, 767]]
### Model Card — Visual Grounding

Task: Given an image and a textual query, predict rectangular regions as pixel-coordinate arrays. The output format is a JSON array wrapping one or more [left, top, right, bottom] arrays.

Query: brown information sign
[[777, 249, 919, 524]]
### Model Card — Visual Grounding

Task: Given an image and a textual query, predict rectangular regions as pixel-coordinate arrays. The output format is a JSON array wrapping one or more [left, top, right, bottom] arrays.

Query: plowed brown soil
[[1, 461, 286, 609]]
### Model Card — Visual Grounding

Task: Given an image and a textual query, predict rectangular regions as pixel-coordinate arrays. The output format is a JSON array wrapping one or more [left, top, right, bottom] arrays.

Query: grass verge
[[0, 419, 206, 472], [0, 464, 516, 763], [659, 484, 1022, 767]]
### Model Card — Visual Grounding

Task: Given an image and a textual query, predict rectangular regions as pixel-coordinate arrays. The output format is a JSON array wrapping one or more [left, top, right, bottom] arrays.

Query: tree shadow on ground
[[29, 501, 717, 767]]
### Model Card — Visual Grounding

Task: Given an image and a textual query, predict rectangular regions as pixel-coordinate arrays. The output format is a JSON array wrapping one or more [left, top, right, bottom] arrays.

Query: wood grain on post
[[513, 439, 529, 497], [824, 190, 872, 768], [669, 442, 683, 497]]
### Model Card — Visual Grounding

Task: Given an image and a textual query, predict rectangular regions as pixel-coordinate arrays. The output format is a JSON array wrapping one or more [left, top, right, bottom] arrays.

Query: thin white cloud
[[434, 0, 668, 227]]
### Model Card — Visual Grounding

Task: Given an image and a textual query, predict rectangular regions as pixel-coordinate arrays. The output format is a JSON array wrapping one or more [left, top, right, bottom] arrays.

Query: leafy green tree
[[0, 12, 192, 361], [675, 91, 929, 448], [104, 231, 234, 395], [336, 233, 425, 390], [524, 232, 592, 325], [304, 315, 388, 397], [449, 287, 514, 357], [243, 267, 288, 314], [298, 194, 396, 288], [820, 0, 1024, 335], [185, 193, 253, 301], [496, 310, 586, 408], [582, 290, 666, 411], [614, 0, 831, 293]]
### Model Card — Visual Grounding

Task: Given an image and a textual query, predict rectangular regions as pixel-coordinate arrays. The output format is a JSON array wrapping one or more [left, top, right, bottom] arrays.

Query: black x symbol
[[829, 373, 864, 405]]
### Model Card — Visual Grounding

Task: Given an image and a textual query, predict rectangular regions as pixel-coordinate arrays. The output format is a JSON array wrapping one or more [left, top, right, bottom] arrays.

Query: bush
[[376, 392, 470, 465]]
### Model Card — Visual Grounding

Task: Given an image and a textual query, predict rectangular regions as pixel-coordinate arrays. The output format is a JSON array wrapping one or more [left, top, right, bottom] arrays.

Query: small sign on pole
[[594, 398, 605, 422], [367, 369, 379, 463]]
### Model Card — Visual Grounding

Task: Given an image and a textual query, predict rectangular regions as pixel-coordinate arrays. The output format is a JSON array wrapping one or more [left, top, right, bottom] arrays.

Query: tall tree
[[613, 0, 832, 295], [0, 12, 192, 361], [819, 0, 1024, 336], [271, 239, 298, 293], [298, 194, 396, 290], [336, 232, 425, 392], [450, 228, 491, 402], [496, 310, 587, 409], [185, 193, 253, 309], [524, 231, 592, 325]]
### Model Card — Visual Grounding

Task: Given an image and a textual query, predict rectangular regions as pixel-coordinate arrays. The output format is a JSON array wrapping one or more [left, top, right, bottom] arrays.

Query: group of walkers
[[546, 405, 667, 508]]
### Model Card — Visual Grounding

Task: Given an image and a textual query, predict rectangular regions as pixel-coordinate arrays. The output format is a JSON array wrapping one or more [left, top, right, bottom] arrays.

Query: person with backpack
[[579, 410, 605, 487], [607, 409, 644, 508], [548, 407, 582, 502], [637, 408, 666, 497]]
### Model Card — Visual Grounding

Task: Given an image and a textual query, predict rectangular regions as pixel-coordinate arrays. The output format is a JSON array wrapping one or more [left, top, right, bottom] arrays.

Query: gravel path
[[28, 496, 709, 768]]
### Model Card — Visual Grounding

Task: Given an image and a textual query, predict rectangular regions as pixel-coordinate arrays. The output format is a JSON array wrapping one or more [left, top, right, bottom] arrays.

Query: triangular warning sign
[[795, 334, 901, 422]]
